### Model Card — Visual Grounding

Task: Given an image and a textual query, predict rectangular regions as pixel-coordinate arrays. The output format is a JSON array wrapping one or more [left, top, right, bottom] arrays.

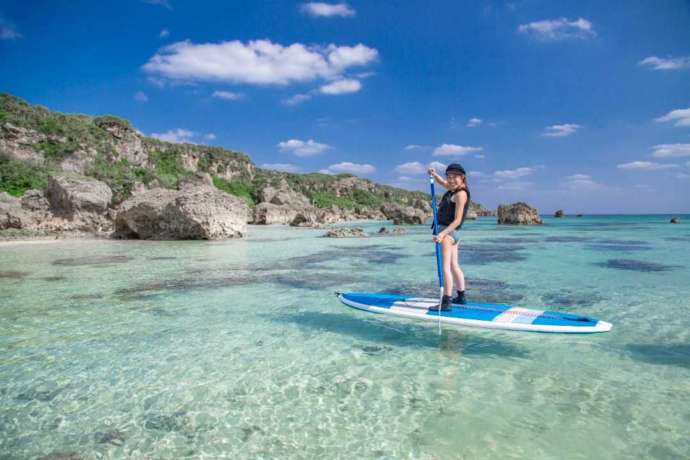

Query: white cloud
[[150, 128, 216, 144], [542, 123, 580, 137], [563, 174, 601, 191], [518, 17, 596, 41], [134, 91, 149, 102], [212, 90, 244, 101], [143, 40, 377, 86], [433, 144, 482, 156], [283, 93, 312, 106], [301, 2, 355, 17], [318, 169, 335, 175], [466, 117, 482, 128], [497, 181, 533, 191], [397, 176, 413, 182], [278, 139, 332, 157], [494, 167, 535, 179], [261, 163, 300, 172], [655, 108, 690, 127], [0, 17, 22, 40], [151, 128, 195, 143], [617, 161, 678, 171], [429, 161, 447, 172], [143, 0, 172, 9], [639, 56, 690, 71], [651, 144, 690, 158], [319, 78, 361, 94], [159, 29, 170, 38], [404, 144, 429, 151], [325, 162, 375, 175], [394, 162, 426, 175]]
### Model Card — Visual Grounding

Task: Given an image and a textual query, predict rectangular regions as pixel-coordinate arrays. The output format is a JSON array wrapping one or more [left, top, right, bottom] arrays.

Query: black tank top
[[437, 187, 471, 229]]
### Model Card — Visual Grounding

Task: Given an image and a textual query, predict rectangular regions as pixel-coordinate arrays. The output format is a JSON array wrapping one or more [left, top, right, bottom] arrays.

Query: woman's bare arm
[[428, 168, 449, 188]]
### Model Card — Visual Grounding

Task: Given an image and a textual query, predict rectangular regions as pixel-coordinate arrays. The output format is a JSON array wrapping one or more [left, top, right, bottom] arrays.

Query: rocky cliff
[[0, 93, 491, 239]]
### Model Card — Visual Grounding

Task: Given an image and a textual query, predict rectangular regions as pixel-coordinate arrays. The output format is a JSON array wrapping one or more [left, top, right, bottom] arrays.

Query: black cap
[[445, 163, 466, 175]]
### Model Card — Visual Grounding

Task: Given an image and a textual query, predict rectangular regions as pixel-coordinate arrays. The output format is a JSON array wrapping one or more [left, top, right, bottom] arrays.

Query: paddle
[[429, 174, 444, 332]]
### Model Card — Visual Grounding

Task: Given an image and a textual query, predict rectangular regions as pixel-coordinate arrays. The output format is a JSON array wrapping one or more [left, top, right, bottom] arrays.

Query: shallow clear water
[[1, 215, 689, 459]]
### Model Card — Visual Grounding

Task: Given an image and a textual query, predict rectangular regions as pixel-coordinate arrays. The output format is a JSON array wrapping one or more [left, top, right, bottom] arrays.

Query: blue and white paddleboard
[[338, 292, 612, 334]]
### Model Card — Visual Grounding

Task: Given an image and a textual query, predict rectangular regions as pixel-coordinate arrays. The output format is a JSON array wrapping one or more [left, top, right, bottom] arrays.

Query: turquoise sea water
[[1, 215, 689, 459]]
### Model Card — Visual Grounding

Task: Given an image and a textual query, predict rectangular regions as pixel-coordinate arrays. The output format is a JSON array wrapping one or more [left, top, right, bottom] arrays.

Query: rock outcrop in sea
[[114, 173, 249, 239], [554, 209, 564, 218], [497, 202, 543, 225], [324, 228, 366, 238]]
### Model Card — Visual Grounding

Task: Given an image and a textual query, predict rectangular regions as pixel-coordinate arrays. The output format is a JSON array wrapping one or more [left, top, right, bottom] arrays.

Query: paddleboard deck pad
[[337, 292, 612, 334]]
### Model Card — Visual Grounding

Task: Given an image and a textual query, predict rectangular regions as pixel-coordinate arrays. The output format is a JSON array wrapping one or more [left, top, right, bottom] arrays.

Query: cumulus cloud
[[212, 90, 244, 101], [278, 139, 332, 157], [143, 40, 377, 86], [283, 93, 312, 106], [466, 117, 482, 128], [324, 162, 375, 175], [518, 17, 596, 41], [497, 181, 533, 191], [134, 91, 149, 102], [655, 108, 690, 127], [494, 167, 536, 179], [394, 162, 428, 175], [429, 161, 447, 172], [433, 144, 482, 156], [319, 78, 361, 94], [563, 173, 601, 191], [0, 17, 22, 40], [651, 144, 690, 158], [301, 2, 355, 17], [260, 163, 300, 172], [541, 123, 580, 137], [159, 29, 170, 38], [142, 0, 172, 9], [150, 128, 216, 144], [617, 161, 678, 171], [639, 56, 690, 71], [404, 144, 430, 151], [150, 128, 195, 143]]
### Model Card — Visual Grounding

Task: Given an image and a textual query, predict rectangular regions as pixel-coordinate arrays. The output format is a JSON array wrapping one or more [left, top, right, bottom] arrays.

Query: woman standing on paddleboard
[[428, 163, 470, 311]]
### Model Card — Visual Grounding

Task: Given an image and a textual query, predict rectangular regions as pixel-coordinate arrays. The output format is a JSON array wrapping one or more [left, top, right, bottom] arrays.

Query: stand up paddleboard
[[337, 292, 612, 334], [336, 174, 612, 334]]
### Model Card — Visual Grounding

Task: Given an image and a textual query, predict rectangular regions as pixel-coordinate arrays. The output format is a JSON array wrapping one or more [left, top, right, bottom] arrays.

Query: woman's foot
[[429, 295, 452, 312], [451, 290, 466, 305]]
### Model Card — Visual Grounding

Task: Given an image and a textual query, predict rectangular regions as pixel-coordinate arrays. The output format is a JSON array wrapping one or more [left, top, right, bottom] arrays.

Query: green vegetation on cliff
[[0, 157, 51, 197], [1, 93, 440, 211], [212, 177, 255, 206]]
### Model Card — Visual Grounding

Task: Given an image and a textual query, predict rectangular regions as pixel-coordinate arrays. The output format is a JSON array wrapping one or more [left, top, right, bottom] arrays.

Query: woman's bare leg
[[441, 237, 455, 296], [450, 242, 465, 292]]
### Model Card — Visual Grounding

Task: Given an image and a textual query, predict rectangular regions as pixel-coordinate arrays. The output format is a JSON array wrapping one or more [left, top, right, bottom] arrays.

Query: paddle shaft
[[430, 176, 444, 289]]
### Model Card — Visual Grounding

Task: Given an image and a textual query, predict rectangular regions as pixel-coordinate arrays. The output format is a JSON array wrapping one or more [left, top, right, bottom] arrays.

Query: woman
[[428, 163, 470, 311]]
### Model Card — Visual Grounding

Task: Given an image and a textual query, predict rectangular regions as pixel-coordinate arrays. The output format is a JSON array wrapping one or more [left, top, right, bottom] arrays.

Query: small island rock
[[324, 227, 366, 238], [497, 202, 543, 225]]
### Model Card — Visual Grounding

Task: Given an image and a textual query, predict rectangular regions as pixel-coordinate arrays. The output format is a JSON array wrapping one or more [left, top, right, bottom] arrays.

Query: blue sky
[[1, 0, 689, 213]]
